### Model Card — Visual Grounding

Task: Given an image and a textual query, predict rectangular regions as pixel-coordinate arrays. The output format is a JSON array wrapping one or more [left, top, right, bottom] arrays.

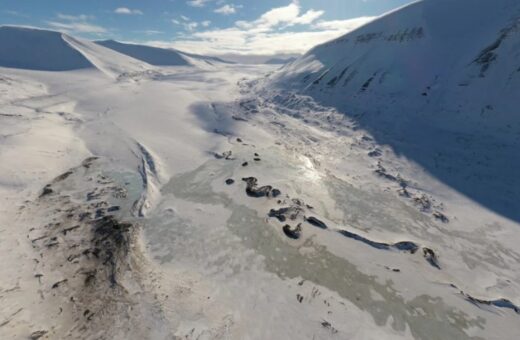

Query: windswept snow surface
[[1, 10, 520, 340]]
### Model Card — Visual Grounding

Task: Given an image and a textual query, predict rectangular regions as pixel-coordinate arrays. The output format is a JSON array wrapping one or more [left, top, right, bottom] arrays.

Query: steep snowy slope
[[265, 57, 297, 65], [267, 0, 520, 138], [96, 40, 191, 66], [62, 35, 152, 78], [0, 26, 94, 71], [260, 0, 520, 224], [96, 40, 233, 67], [0, 26, 153, 78]]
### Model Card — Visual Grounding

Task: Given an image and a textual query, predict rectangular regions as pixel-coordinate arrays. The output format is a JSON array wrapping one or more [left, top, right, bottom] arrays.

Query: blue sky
[[1, 0, 413, 55]]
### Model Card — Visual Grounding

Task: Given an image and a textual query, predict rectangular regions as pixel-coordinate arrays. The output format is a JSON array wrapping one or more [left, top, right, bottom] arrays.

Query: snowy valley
[[1, 0, 520, 339]]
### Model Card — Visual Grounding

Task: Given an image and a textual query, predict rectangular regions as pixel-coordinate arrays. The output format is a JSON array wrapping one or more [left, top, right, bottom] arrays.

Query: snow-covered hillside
[[96, 40, 234, 67], [0, 26, 154, 78], [266, 0, 520, 138], [0, 26, 94, 71], [96, 40, 192, 66], [265, 57, 297, 65], [0, 26, 229, 79], [259, 0, 520, 224]]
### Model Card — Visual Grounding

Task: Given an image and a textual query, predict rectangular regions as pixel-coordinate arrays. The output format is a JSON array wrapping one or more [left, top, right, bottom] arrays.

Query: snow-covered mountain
[[0, 26, 230, 78], [95, 40, 192, 66], [0, 26, 94, 71], [96, 40, 233, 66], [258, 0, 520, 225], [265, 0, 520, 140], [265, 57, 297, 65], [0, 26, 154, 77]]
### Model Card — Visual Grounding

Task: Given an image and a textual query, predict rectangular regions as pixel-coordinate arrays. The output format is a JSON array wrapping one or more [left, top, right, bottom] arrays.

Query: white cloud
[[57, 13, 94, 21], [313, 16, 375, 30], [172, 17, 201, 32], [187, 0, 212, 7], [235, 2, 323, 32], [185, 22, 198, 31], [47, 13, 106, 34], [114, 7, 143, 15], [136, 30, 164, 35], [214, 5, 237, 15], [47, 21, 106, 34], [3, 10, 29, 18], [149, 1, 374, 56]]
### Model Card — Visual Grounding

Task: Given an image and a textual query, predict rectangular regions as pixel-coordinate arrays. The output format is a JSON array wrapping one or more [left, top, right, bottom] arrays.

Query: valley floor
[[0, 64, 519, 339]]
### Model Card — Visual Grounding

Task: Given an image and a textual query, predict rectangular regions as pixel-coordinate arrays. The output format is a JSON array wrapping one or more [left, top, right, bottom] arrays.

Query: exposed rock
[[29, 330, 48, 340], [268, 205, 303, 222], [91, 216, 133, 286], [270, 189, 281, 197], [214, 150, 233, 160], [51, 279, 68, 289], [232, 115, 248, 122], [241, 177, 279, 198], [451, 283, 520, 314], [40, 185, 53, 197], [423, 247, 440, 269], [398, 187, 411, 197], [321, 321, 338, 334], [393, 241, 419, 254], [368, 149, 382, 157], [62, 225, 80, 235], [466, 296, 520, 314], [374, 162, 408, 188], [53, 170, 74, 182], [269, 207, 290, 222], [283, 224, 302, 240], [81, 157, 98, 169], [414, 195, 432, 212], [305, 216, 328, 229], [433, 211, 449, 223], [337, 229, 391, 250], [337, 228, 419, 254]]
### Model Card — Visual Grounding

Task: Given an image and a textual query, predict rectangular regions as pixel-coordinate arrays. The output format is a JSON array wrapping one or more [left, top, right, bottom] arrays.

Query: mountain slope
[[0, 26, 154, 78], [96, 40, 233, 67], [265, 57, 297, 65], [96, 40, 191, 66], [0, 26, 94, 71], [266, 0, 520, 139], [259, 0, 520, 224], [63, 35, 152, 78]]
